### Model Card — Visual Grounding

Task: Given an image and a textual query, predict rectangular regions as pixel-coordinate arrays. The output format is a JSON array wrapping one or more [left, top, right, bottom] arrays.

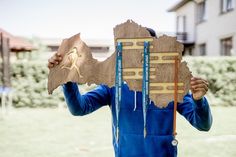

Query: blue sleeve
[[177, 93, 213, 131], [62, 82, 111, 116]]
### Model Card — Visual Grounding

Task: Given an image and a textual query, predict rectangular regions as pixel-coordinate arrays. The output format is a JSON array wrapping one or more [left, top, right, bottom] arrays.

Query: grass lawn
[[0, 106, 236, 157]]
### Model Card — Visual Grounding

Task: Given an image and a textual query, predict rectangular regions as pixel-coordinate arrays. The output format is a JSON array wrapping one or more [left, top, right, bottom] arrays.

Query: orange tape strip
[[173, 56, 179, 137]]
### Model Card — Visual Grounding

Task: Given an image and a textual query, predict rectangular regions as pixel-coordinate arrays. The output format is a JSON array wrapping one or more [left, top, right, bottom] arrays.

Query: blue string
[[115, 42, 122, 144], [142, 41, 150, 137]]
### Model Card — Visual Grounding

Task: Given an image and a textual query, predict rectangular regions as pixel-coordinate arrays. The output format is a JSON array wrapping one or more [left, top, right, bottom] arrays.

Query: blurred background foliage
[[185, 57, 236, 106]]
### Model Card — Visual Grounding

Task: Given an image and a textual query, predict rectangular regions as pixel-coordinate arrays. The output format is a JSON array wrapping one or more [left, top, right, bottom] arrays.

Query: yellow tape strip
[[116, 38, 153, 50], [150, 90, 184, 94], [150, 82, 184, 94], [123, 68, 155, 79], [140, 52, 179, 64], [150, 53, 179, 57], [150, 82, 183, 87], [150, 53, 179, 64]]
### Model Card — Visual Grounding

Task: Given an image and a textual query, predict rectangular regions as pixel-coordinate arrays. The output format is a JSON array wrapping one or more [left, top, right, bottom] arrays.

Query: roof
[[0, 28, 35, 52], [167, 0, 191, 12]]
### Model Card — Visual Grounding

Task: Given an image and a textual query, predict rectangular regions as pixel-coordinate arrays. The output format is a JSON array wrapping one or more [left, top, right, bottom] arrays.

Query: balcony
[[176, 32, 188, 42]]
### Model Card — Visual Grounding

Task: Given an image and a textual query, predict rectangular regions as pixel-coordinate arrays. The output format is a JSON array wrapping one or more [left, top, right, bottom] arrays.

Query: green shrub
[[8, 60, 98, 108], [1, 57, 236, 107], [10, 61, 62, 108], [184, 57, 236, 106]]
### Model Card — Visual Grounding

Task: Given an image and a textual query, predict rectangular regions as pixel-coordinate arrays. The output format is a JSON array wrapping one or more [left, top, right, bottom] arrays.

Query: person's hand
[[190, 77, 209, 101], [47, 52, 63, 69]]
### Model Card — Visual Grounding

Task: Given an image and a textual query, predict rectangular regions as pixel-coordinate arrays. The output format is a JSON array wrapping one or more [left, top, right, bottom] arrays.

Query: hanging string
[[115, 42, 123, 145], [142, 41, 150, 138], [133, 91, 137, 111]]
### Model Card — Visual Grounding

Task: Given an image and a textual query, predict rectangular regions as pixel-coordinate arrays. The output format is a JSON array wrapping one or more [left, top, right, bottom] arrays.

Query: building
[[168, 0, 236, 56], [0, 28, 35, 53], [0, 28, 36, 62], [0, 28, 36, 87]]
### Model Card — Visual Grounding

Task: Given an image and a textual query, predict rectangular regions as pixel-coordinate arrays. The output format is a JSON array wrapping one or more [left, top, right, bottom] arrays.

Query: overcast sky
[[0, 0, 179, 39]]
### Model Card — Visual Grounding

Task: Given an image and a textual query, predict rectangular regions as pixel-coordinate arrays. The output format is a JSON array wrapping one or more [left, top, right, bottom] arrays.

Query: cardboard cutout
[[48, 20, 192, 107]]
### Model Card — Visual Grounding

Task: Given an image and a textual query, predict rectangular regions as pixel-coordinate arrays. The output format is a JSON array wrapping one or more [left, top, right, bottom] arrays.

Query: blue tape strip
[[142, 41, 150, 137], [115, 42, 122, 144]]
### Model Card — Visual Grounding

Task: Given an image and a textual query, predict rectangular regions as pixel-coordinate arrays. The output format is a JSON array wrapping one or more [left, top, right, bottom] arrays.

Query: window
[[221, 0, 234, 13], [199, 43, 206, 56], [197, 1, 206, 23], [221, 37, 233, 56], [177, 15, 186, 33], [176, 16, 187, 41]]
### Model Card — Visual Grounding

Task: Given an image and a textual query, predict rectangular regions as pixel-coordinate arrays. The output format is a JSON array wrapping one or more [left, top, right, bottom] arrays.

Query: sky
[[0, 0, 179, 39]]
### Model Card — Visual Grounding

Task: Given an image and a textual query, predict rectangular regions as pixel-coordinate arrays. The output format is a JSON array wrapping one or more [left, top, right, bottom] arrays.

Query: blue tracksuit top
[[62, 82, 212, 157]]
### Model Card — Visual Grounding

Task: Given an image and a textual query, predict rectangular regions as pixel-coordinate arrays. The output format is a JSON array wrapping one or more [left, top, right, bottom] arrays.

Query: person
[[48, 29, 212, 157]]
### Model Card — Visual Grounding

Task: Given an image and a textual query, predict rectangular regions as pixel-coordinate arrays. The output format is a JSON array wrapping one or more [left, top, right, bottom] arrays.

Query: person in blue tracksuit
[[48, 29, 212, 157]]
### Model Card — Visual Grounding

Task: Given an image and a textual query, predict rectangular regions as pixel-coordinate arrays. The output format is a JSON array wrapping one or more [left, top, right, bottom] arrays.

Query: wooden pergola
[[0, 32, 10, 87]]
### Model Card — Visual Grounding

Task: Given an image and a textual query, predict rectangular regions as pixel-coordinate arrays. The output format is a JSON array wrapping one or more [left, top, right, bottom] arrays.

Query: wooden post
[[0, 33, 11, 87], [0, 33, 11, 117], [0, 33, 2, 85]]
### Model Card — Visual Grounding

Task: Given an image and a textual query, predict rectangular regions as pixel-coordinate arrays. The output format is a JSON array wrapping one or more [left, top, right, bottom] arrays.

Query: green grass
[[0, 107, 236, 157]]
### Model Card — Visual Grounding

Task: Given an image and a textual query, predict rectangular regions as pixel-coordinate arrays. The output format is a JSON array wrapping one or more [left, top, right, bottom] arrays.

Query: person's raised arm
[[62, 82, 111, 116], [177, 77, 213, 131], [47, 52, 111, 116]]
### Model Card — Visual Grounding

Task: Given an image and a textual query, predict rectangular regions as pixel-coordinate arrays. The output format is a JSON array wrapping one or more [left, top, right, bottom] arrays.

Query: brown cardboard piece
[[48, 20, 192, 108]]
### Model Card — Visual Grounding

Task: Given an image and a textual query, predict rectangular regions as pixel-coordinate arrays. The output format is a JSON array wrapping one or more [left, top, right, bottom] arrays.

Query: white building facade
[[168, 0, 236, 56]]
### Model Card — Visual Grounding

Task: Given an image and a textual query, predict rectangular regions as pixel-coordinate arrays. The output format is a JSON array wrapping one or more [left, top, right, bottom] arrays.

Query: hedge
[[10, 61, 63, 108], [1, 57, 236, 107], [6, 60, 97, 108], [184, 57, 236, 106]]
